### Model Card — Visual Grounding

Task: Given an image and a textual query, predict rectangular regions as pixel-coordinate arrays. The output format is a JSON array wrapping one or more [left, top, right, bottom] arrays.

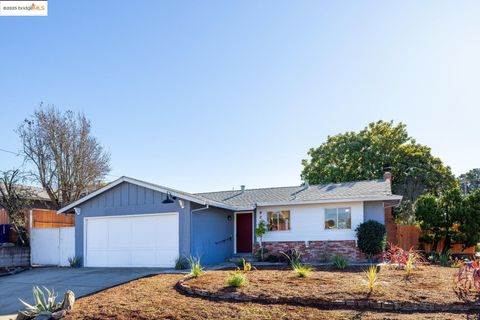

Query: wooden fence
[[0, 209, 74, 243], [395, 224, 475, 255]]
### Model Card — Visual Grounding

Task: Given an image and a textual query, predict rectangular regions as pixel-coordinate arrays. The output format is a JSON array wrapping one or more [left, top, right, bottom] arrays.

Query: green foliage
[[330, 254, 348, 269], [415, 188, 464, 253], [458, 168, 480, 195], [175, 256, 189, 270], [292, 264, 314, 278], [19, 286, 62, 318], [457, 189, 480, 248], [68, 256, 82, 268], [364, 265, 378, 292], [255, 219, 268, 239], [415, 188, 480, 252], [225, 270, 248, 287], [256, 219, 268, 261], [301, 121, 456, 222], [237, 258, 252, 272], [282, 249, 302, 269], [356, 220, 386, 258], [438, 252, 450, 267], [188, 256, 203, 278]]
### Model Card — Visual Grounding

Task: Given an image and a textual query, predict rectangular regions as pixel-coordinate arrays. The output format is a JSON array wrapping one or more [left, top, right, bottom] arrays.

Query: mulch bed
[[182, 265, 471, 311], [63, 270, 477, 320]]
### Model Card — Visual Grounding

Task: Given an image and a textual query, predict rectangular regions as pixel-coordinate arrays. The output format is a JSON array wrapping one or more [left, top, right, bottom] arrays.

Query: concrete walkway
[[0, 267, 178, 316]]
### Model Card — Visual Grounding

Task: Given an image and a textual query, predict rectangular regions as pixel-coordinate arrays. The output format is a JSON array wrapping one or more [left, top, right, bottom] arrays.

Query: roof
[[0, 184, 51, 202], [58, 176, 250, 213], [58, 176, 402, 213], [196, 179, 402, 207]]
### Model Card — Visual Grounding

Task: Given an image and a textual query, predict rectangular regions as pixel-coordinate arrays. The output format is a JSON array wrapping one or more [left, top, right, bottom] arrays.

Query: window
[[325, 208, 351, 229], [267, 210, 290, 231]]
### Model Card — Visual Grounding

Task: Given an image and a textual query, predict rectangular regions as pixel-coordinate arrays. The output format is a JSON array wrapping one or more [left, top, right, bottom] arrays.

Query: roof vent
[[240, 185, 245, 193]]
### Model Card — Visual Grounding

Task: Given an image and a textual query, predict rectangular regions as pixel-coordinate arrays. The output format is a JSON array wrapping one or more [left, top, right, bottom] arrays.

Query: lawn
[[63, 266, 476, 320]]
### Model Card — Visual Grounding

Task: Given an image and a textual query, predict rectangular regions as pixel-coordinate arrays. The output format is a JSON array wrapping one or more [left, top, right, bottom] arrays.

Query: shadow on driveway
[[0, 267, 178, 315]]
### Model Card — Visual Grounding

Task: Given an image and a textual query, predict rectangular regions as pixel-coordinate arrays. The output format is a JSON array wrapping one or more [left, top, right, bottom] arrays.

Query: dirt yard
[[64, 266, 477, 320], [187, 265, 461, 305]]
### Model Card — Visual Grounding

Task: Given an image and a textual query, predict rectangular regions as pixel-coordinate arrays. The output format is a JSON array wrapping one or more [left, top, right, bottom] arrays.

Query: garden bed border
[[176, 274, 480, 313]]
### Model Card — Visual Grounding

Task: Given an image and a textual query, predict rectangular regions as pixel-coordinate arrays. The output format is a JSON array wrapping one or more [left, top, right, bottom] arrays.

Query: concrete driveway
[[0, 267, 176, 315]]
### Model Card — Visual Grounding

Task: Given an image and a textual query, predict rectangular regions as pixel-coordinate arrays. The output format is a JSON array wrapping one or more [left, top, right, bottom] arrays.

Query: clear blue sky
[[0, 1, 479, 193]]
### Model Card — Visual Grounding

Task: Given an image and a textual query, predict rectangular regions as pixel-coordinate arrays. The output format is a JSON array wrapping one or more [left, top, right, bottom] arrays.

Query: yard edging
[[175, 275, 480, 313]]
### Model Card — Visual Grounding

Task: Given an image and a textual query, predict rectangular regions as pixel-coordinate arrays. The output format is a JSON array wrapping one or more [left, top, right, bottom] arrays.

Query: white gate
[[30, 227, 75, 266]]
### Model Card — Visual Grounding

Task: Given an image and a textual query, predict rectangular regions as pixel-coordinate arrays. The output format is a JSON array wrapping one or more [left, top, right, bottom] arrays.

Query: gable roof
[[58, 176, 402, 214], [196, 179, 402, 207], [57, 176, 249, 213]]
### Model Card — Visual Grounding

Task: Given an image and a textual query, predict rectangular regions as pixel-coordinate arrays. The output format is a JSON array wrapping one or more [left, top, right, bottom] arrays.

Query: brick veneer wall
[[255, 240, 366, 262]]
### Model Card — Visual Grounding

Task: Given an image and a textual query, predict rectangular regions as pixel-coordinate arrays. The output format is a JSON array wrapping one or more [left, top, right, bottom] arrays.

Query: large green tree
[[458, 168, 480, 195], [301, 121, 456, 221], [415, 187, 480, 253]]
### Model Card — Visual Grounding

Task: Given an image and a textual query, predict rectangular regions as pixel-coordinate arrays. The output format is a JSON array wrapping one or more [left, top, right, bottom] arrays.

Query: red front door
[[236, 213, 253, 253]]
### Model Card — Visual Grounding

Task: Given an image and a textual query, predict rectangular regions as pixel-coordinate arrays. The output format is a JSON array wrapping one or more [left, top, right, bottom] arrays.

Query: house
[[0, 186, 54, 244], [58, 172, 402, 267]]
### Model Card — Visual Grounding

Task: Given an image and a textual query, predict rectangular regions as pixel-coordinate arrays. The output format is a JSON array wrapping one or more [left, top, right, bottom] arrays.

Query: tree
[[17, 105, 111, 209], [458, 168, 480, 195], [0, 169, 33, 246], [414, 188, 464, 253], [457, 189, 480, 248], [301, 120, 456, 222]]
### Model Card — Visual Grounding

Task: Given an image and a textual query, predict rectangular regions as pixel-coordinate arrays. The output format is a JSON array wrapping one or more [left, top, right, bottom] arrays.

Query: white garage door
[[85, 212, 179, 267]]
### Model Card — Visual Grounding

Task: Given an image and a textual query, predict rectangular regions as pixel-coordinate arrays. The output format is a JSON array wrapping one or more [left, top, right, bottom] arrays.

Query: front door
[[236, 212, 253, 253]]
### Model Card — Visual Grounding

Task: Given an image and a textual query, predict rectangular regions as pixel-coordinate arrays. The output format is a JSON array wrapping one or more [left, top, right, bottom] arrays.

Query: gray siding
[[74, 182, 191, 265], [363, 201, 385, 224], [191, 203, 234, 265]]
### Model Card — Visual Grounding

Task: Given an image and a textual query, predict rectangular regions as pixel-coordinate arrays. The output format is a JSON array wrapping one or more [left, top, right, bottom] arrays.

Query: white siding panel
[[256, 202, 364, 242]]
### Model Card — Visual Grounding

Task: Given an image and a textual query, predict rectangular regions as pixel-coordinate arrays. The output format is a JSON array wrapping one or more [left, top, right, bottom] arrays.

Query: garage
[[84, 212, 179, 267]]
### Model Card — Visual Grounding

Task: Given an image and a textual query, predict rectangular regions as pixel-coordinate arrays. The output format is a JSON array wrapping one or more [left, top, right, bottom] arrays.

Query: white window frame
[[324, 207, 352, 230], [266, 210, 291, 232]]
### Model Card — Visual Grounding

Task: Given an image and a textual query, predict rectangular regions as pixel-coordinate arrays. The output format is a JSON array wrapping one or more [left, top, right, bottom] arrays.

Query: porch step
[[225, 254, 255, 264]]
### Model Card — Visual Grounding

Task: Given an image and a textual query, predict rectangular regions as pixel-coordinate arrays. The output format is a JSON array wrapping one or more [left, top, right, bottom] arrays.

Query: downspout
[[190, 204, 209, 257]]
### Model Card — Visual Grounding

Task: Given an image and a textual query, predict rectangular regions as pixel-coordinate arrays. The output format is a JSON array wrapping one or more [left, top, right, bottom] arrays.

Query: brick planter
[[255, 240, 367, 262], [176, 275, 480, 313]]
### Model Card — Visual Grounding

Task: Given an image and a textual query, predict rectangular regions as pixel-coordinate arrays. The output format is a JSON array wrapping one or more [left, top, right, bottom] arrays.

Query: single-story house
[[58, 172, 402, 267]]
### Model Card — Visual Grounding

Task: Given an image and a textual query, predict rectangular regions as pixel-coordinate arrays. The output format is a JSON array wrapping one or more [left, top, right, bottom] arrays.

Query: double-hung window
[[267, 210, 290, 231], [325, 207, 351, 230]]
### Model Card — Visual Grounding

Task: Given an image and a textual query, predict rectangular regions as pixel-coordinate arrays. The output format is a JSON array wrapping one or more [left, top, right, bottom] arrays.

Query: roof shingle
[[196, 179, 399, 208]]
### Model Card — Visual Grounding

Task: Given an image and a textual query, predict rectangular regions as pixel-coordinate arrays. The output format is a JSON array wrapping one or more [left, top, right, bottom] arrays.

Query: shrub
[[235, 258, 252, 272], [453, 260, 480, 303], [330, 254, 347, 269], [282, 249, 302, 269], [68, 256, 82, 268], [256, 219, 268, 261], [188, 256, 203, 278], [364, 265, 378, 292], [383, 243, 426, 272], [175, 256, 189, 270], [356, 220, 386, 260], [293, 264, 314, 278], [226, 270, 248, 287], [438, 252, 450, 267], [19, 286, 62, 318]]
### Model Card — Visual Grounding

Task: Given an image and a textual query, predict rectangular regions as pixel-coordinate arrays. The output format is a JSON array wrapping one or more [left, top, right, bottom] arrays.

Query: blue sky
[[0, 1, 479, 192]]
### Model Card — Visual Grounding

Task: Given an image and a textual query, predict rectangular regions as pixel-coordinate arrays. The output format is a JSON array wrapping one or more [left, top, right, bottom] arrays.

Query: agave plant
[[19, 286, 62, 318]]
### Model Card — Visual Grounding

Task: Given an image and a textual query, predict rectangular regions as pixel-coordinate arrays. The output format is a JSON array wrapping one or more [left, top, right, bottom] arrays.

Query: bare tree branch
[[17, 104, 111, 209]]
